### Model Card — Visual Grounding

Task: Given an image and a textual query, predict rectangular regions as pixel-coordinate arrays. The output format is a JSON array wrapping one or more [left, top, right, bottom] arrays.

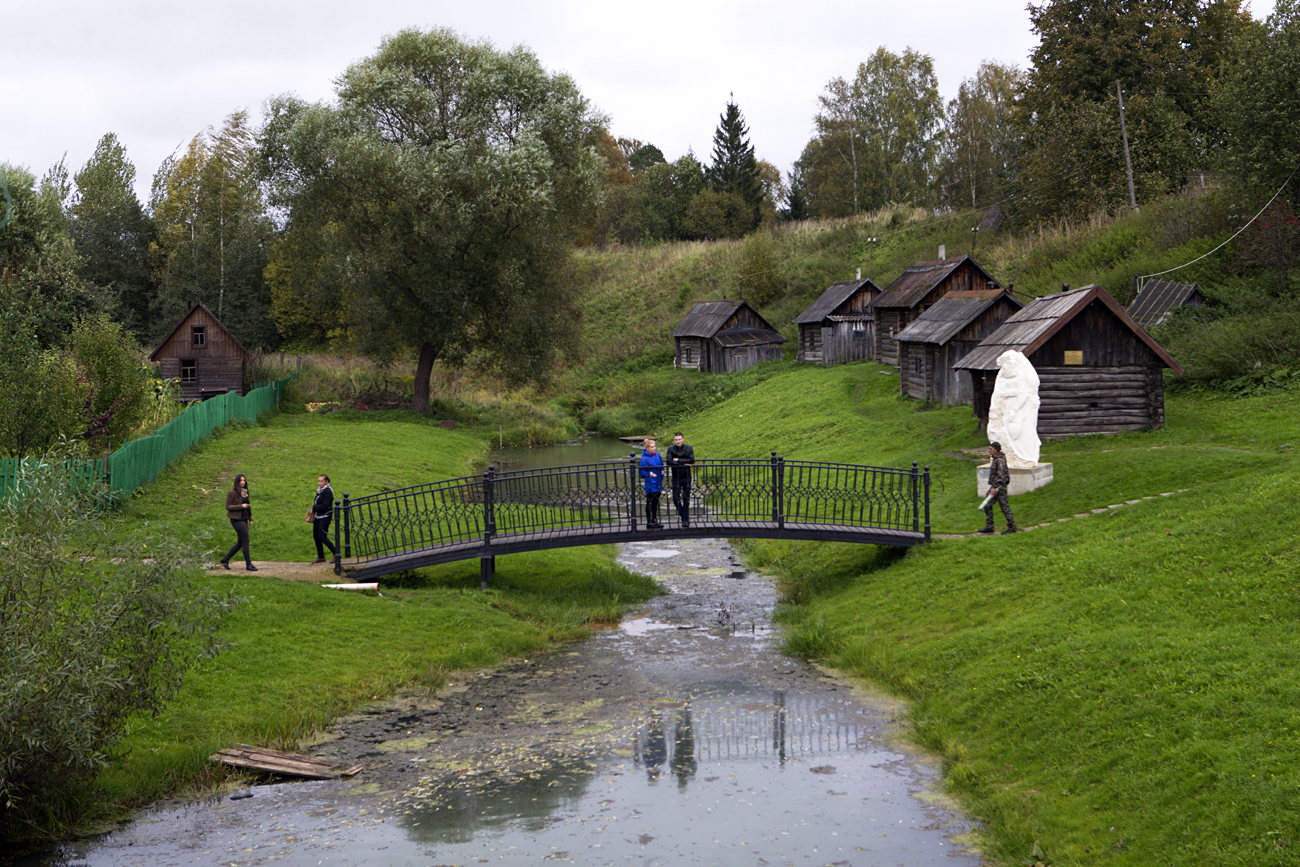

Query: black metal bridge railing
[[332, 454, 931, 585]]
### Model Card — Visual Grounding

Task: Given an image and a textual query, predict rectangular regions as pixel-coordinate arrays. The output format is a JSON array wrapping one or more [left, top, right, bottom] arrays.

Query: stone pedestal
[[977, 462, 1054, 497]]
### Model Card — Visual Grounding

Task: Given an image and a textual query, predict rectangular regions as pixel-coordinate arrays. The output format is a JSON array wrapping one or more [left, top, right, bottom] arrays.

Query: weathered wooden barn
[[149, 302, 249, 400], [870, 255, 1002, 367], [1126, 280, 1205, 329], [953, 284, 1184, 437], [793, 277, 881, 366], [672, 300, 786, 373], [894, 288, 1024, 405]]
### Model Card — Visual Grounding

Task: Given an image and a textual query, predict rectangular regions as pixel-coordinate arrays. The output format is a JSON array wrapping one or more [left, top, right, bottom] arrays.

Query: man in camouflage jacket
[[980, 442, 1018, 535]]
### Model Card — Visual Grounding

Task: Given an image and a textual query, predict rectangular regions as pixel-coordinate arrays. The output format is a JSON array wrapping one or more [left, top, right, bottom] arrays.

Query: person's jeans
[[314, 516, 338, 559], [223, 519, 251, 564]]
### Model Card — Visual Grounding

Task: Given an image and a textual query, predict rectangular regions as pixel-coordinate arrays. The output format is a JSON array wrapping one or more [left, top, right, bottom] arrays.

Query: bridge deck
[[344, 520, 926, 581], [330, 456, 932, 585]]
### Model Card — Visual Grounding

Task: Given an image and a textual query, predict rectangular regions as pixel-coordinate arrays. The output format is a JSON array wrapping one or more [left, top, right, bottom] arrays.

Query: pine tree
[[704, 99, 763, 233]]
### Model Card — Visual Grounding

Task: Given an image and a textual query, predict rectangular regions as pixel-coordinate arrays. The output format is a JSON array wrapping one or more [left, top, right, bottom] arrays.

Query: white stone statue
[[987, 350, 1041, 468]]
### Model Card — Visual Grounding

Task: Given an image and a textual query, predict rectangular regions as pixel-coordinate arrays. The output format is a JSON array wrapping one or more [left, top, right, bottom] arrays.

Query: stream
[[16, 439, 983, 866]]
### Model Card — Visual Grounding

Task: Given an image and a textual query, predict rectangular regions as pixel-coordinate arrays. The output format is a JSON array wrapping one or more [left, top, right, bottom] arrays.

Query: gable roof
[[894, 289, 1023, 346], [671, 300, 781, 341], [148, 301, 250, 361], [793, 278, 880, 325], [953, 284, 1183, 374], [870, 255, 1000, 310], [1127, 280, 1204, 329]]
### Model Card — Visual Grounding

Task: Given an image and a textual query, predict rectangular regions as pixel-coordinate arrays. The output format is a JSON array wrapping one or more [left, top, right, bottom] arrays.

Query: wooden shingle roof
[[953, 284, 1184, 374], [894, 289, 1022, 345], [148, 301, 249, 362], [870, 255, 999, 310], [671, 300, 783, 342], [793, 278, 879, 325], [1126, 280, 1204, 329]]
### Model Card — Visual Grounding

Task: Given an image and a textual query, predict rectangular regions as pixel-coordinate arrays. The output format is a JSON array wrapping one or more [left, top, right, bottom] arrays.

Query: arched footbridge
[[328, 454, 931, 588]]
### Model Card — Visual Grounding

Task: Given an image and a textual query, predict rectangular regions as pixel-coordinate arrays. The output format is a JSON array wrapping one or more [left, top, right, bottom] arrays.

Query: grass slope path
[[934, 488, 1195, 539]]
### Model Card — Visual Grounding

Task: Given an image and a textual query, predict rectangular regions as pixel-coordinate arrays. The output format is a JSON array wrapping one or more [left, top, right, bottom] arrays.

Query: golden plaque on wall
[[1063, 350, 1083, 365]]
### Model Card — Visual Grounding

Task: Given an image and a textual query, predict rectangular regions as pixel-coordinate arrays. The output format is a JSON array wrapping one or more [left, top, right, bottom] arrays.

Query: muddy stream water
[[21, 440, 983, 867]]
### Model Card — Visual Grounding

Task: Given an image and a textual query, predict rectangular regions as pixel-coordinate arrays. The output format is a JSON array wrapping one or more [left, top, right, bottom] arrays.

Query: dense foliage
[[258, 28, 605, 413], [0, 455, 237, 840]]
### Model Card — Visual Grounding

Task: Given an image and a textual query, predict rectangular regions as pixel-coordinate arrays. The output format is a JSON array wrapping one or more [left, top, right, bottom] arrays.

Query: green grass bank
[[95, 409, 662, 815], [681, 362, 1298, 867]]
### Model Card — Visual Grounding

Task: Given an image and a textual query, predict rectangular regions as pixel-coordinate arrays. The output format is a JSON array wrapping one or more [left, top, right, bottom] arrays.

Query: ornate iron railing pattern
[[335, 455, 931, 572]]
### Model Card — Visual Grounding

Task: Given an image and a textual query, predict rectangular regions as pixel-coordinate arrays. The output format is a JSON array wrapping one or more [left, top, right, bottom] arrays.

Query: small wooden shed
[[894, 289, 1024, 405], [793, 277, 881, 366], [149, 301, 249, 400], [672, 300, 786, 373], [954, 284, 1184, 437], [870, 255, 1002, 367], [1126, 280, 1206, 330]]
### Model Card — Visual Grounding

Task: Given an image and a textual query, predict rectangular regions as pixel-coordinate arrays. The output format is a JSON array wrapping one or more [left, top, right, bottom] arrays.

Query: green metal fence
[[0, 457, 106, 502], [0, 378, 292, 502], [108, 378, 291, 495]]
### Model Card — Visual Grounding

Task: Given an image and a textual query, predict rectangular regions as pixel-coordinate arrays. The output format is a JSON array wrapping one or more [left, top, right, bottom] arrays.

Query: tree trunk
[[412, 341, 437, 414]]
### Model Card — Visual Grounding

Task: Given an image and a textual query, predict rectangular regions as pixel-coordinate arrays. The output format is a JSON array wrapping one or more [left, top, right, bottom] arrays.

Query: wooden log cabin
[[953, 284, 1184, 437], [672, 300, 786, 373], [870, 254, 1002, 367], [793, 277, 881, 366], [894, 288, 1023, 405], [149, 302, 249, 400]]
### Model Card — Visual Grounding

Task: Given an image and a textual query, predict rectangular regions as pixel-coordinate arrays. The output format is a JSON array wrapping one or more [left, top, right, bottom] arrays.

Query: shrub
[[0, 453, 238, 840]]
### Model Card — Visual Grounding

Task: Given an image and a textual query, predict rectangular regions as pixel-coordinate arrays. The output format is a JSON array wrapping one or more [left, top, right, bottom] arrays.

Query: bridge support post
[[923, 467, 931, 541], [333, 494, 345, 576], [911, 463, 920, 533], [341, 493, 351, 558], [628, 452, 639, 531], [481, 467, 496, 589], [771, 452, 785, 529]]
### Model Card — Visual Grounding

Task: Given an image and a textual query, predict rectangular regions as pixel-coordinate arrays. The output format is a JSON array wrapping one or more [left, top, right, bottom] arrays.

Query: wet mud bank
[[32, 538, 982, 867]]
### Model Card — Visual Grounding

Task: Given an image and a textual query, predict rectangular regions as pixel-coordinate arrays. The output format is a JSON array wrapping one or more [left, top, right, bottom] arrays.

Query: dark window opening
[[181, 359, 197, 383], [192, 325, 206, 347]]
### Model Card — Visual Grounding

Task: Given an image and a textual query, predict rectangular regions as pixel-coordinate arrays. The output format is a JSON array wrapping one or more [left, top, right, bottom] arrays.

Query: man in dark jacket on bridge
[[666, 432, 695, 528]]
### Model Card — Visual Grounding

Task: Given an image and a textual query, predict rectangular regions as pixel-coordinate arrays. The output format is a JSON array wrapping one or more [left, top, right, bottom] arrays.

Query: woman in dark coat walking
[[311, 474, 339, 564], [220, 474, 258, 571]]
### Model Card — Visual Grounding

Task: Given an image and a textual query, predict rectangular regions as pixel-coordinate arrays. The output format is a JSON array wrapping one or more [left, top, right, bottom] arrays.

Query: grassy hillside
[[564, 190, 1240, 381], [679, 364, 1298, 867]]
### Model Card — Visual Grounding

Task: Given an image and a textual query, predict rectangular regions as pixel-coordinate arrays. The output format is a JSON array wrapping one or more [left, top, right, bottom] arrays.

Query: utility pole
[[1117, 81, 1139, 213]]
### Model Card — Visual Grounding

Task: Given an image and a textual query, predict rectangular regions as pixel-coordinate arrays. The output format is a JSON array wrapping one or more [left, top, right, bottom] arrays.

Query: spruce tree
[[705, 98, 763, 233]]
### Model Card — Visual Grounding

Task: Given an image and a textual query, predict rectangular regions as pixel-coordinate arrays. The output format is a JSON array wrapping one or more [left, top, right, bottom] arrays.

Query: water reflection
[[489, 434, 633, 473], [395, 682, 977, 867]]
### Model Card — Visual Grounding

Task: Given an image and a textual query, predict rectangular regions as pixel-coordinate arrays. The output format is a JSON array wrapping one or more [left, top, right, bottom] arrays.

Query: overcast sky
[[2, 0, 1278, 205]]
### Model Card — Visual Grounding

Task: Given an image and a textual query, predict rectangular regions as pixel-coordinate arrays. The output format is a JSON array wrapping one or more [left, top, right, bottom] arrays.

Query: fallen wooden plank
[[210, 744, 362, 780], [322, 582, 379, 591]]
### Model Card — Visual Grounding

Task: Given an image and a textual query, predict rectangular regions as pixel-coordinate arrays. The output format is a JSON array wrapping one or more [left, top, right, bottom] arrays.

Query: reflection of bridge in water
[[634, 686, 871, 789], [328, 454, 931, 586]]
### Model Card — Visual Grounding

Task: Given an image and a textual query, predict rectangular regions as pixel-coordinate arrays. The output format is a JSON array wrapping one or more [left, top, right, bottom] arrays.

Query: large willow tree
[[259, 28, 605, 412]]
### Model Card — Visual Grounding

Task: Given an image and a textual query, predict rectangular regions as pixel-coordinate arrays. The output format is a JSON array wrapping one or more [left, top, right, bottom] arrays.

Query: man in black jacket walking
[[979, 443, 1017, 535], [666, 432, 695, 528]]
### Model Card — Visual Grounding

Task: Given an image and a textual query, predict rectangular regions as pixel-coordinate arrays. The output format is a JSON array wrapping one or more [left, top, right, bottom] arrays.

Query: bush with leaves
[[0, 453, 238, 841]]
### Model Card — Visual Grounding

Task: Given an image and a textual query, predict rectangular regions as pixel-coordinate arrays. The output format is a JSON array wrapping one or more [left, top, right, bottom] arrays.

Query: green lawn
[[97, 410, 662, 811], [686, 363, 1299, 867]]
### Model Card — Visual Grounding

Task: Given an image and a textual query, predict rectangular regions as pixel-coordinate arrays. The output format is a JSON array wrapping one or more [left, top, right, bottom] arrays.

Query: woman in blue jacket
[[639, 438, 664, 529]]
